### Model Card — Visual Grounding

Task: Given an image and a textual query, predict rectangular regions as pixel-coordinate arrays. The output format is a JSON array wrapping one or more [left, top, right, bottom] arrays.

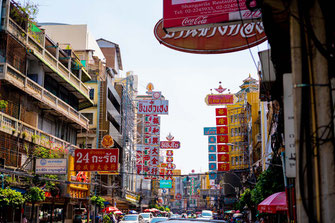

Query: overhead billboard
[[74, 149, 119, 171], [160, 141, 181, 149], [155, 19, 266, 54], [138, 100, 169, 115], [205, 94, 234, 105], [36, 159, 67, 175], [163, 0, 262, 32]]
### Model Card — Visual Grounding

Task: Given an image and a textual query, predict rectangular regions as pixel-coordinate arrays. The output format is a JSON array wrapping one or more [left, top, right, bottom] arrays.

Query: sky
[[29, 0, 268, 174]]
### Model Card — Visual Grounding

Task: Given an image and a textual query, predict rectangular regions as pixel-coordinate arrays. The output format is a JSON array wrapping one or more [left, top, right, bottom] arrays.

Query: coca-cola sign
[[163, 0, 261, 32], [137, 100, 169, 115], [154, 19, 267, 54], [160, 141, 181, 149]]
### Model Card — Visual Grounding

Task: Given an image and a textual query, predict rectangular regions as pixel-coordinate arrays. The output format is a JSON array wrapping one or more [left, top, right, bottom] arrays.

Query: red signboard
[[216, 108, 227, 116], [166, 150, 174, 156], [217, 135, 228, 143], [218, 162, 230, 171], [154, 19, 267, 54], [163, 0, 261, 32], [175, 193, 182, 200], [74, 149, 119, 171], [160, 141, 181, 149], [205, 94, 234, 105], [218, 154, 230, 162], [216, 117, 228, 126], [217, 144, 230, 153], [216, 126, 228, 134]]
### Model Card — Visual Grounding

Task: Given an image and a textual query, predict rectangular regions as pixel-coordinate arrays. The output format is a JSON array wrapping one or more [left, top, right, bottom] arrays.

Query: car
[[139, 213, 154, 223], [197, 210, 213, 220], [155, 219, 227, 223], [150, 217, 168, 223], [120, 214, 146, 223]]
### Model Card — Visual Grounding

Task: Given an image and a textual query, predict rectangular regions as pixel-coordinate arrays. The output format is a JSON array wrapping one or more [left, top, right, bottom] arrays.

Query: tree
[[91, 195, 106, 223], [25, 187, 45, 222], [251, 166, 284, 205], [0, 188, 25, 222]]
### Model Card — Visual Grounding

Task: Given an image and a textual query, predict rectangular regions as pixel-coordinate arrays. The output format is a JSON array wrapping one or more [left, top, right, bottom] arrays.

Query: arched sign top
[[154, 19, 267, 54]]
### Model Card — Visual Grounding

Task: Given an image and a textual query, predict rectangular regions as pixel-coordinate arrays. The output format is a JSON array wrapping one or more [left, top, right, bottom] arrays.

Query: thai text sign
[[160, 180, 173, 188], [74, 149, 119, 171], [138, 100, 169, 114], [160, 141, 181, 149], [163, 0, 261, 31], [204, 127, 217, 135], [205, 94, 234, 105], [155, 19, 266, 54], [36, 159, 67, 175]]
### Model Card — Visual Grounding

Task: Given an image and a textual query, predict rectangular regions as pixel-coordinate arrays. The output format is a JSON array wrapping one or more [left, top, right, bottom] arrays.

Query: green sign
[[160, 180, 172, 188]]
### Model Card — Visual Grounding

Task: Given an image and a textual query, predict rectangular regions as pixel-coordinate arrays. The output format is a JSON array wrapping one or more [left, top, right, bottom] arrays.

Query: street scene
[[0, 0, 334, 223]]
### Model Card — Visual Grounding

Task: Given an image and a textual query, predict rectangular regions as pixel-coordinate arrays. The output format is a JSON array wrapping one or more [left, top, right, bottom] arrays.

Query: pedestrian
[[22, 215, 28, 223]]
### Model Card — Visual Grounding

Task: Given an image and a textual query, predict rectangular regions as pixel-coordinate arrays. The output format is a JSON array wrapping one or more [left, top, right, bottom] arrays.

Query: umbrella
[[129, 210, 137, 214], [114, 211, 123, 215], [144, 209, 150, 212], [258, 192, 288, 214], [102, 206, 119, 213], [151, 208, 160, 212]]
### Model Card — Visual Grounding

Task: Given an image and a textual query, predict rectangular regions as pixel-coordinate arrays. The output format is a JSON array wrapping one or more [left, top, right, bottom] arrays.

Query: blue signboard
[[160, 180, 172, 188], [208, 145, 216, 153], [208, 136, 216, 144], [204, 127, 217, 135], [209, 172, 217, 180], [209, 154, 217, 162], [209, 163, 217, 171]]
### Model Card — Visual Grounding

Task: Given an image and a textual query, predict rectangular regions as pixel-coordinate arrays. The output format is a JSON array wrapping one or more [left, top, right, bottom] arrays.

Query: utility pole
[[290, 0, 335, 222]]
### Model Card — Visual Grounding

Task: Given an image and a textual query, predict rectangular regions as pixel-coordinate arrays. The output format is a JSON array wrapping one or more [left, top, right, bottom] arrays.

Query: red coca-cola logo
[[160, 141, 181, 149], [182, 16, 208, 26]]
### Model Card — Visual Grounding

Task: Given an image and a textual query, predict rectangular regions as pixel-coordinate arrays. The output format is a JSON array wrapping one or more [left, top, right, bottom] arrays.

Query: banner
[[217, 135, 228, 143], [218, 162, 230, 171], [216, 117, 228, 125], [74, 149, 119, 171], [217, 126, 228, 134], [138, 100, 169, 114], [217, 144, 230, 153], [218, 154, 230, 162]]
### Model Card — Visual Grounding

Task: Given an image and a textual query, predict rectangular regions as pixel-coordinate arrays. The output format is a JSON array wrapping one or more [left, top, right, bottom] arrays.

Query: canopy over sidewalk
[[258, 192, 288, 214]]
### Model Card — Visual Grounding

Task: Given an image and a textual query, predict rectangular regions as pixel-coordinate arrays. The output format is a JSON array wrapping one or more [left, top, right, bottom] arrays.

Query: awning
[[258, 192, 288, 214]]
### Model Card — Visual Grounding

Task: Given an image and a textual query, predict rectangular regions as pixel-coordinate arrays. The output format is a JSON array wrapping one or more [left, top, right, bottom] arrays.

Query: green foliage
[[165, 207, 170, 212], [103, 215, 111, 223], [251, 166, 284, 205], [90, 196, 105, 209], [0, 188, 25, 208], [24, 187, 45, 203], [236, 188, 252, 211], [33, 146, 60, 159], [158, 206, 165, 211], [44, 175, 58, 190]]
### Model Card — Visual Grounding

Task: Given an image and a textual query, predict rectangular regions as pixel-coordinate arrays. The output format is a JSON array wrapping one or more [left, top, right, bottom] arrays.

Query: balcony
[[0, 111, 80, 151], [5, 17, 93, 105], [0, 63, 89, 129]]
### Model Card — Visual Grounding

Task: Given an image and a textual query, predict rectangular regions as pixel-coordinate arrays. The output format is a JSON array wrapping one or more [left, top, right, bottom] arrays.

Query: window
[[82, 113, 93, 124], [89, 89, 94, 100]]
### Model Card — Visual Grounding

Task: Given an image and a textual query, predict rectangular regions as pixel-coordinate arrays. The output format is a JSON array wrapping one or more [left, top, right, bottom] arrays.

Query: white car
[[139, 213, 154, 223], [197, 210, 213, 220], [120, 214, 146, 223]]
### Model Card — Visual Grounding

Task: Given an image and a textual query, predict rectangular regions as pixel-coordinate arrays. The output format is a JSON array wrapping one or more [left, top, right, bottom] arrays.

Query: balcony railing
[[0, 63, 89, 129], [6, 18, 90, 99], [0, 111, 80, 151]]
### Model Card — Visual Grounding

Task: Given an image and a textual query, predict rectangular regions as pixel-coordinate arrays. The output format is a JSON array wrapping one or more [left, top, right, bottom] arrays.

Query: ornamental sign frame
[[154, 19, 267, 54], [205, 94, 234, 105]]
